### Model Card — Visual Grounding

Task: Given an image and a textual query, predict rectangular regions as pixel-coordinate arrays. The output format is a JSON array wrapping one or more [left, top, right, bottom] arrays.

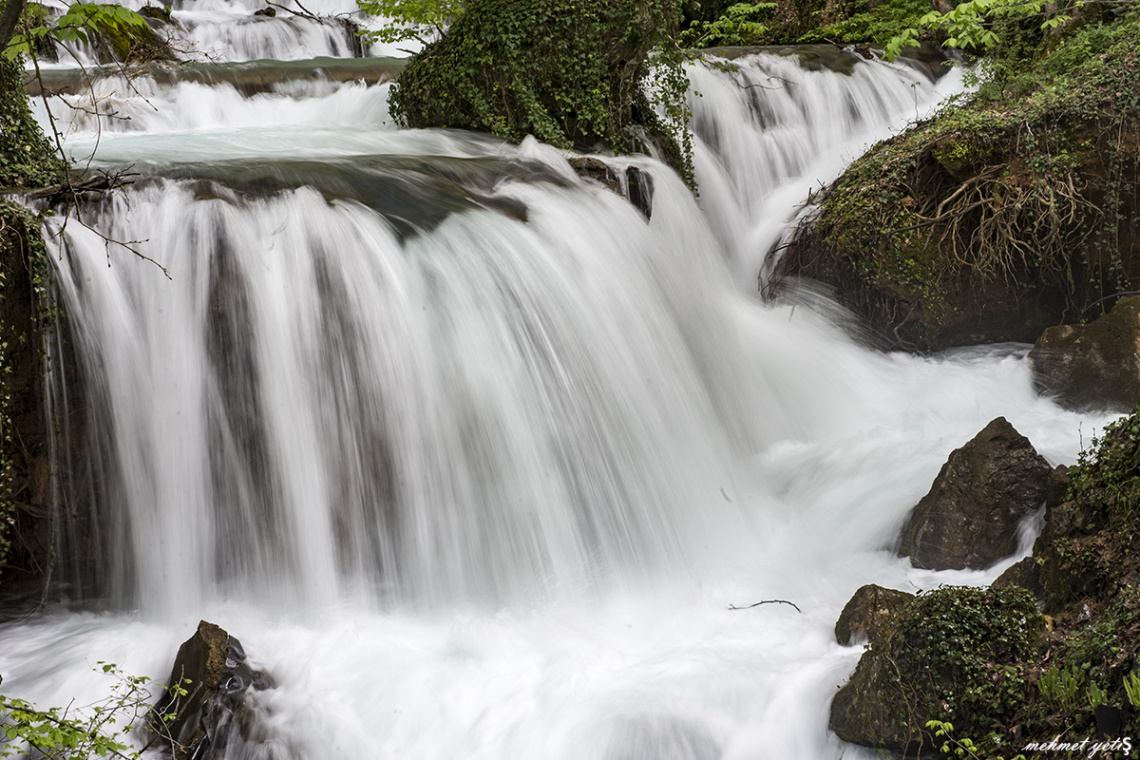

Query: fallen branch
[[728, 599, 802, 613]]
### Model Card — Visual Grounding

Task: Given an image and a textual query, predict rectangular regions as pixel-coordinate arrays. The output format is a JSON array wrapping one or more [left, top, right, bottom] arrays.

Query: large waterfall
[[1, 6, 1114, 759]]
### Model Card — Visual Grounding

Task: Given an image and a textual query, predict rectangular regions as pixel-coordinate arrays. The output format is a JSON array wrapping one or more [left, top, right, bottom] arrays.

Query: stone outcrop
[[834, 584, 914, 646], [568, 157, 654, 220], [898, 417, 1052, 570], [1029, 296, 1140, 412], [149, 621, 274, 760], [830, 586, 1045, 752]]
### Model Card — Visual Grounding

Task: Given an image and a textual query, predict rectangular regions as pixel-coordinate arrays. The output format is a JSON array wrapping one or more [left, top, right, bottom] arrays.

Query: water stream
[[2, 8, 1117, 759]]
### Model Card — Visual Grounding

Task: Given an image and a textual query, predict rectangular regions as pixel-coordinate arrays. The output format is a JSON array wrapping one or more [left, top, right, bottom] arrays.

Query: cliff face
[[774, 11, 1140, 351]]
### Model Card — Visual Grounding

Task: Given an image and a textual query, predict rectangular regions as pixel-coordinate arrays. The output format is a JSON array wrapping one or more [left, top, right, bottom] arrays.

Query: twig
[[728, 599, 803, 612]]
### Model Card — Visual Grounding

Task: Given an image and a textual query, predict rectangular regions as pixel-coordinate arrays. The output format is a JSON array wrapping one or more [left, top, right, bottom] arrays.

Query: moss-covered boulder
[[898, 417, 1052, 570], [1030, 296, 1140, 412], [389, 0, 679, 153], [830, 585, 1045, 752], [775, 10, 1140, 351]]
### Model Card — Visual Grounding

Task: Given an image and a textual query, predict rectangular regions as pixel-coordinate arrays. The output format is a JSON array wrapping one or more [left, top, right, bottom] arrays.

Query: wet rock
[[898, 417, 1052, 570], [149, 620, 274, 760], [253, 6, 276, 16], [1029, 296, 1140, 412], [992, 556, 1043, 596], [568, 157, 654, 220], [834, 584, 914, 646]]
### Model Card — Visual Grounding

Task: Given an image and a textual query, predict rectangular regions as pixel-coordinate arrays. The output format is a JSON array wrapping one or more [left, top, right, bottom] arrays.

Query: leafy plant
[[882, 0, 1070, 59], [679, 2, 776, 47], [1124, 671, 1140, 709], [0, 663, 187, 759], [1037, 665, 1085, 712], [356, 0, 465, 45], [377, 0, 697, 187], [926, 719, 1027, 760], [5, 2, 165, 63]]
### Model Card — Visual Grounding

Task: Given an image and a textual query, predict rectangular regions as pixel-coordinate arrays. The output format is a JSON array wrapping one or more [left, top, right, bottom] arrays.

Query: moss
[[779, 8, 1140, 350]]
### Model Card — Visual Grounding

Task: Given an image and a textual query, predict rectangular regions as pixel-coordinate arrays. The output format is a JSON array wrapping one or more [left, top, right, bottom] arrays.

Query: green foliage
[[5, 2, 166, 63], [0, 663, 186, 759], [1124, 671, 1140, 709], [786, 6, 1140, 350], [382, 0, 695, 185], [926, 720, 1026, 760], [679, 2, 776, 47], [0, 200, 56, 575], [1037, 665, 1084, 711], [0, 54, 64, 189], [881, 0, 1069, 60], [798, 0, 930, 44], [356, 0, 464, 44]]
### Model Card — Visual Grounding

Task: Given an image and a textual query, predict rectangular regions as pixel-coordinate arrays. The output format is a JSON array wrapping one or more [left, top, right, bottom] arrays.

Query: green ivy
[[372, 0, 696, 187], [0, 54, 64, 190]]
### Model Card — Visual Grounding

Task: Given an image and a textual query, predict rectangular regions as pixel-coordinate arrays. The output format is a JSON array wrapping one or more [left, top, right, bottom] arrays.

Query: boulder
[[1029, 296, 1140, 412], [149, 621, 273, 760], [834, 584, 914, 646], [568, 157, 654, 220], [898, 417, 1051, 570], [830, 586, 1044, 752]]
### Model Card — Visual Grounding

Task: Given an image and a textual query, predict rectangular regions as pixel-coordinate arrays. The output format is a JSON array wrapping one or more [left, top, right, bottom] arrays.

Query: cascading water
[[2, 9, 1118, 760]]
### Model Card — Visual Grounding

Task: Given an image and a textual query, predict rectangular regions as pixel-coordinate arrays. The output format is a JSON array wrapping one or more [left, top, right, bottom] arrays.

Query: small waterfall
[[685, 48, 966, 285]]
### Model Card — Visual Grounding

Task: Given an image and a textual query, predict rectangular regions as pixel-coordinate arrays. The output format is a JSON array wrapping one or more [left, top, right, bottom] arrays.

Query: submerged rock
[[1029, 296, 1140, 412], [149, 621, 274, 760], [834, 584, 914, 646], [898, 417, 1051, 570]]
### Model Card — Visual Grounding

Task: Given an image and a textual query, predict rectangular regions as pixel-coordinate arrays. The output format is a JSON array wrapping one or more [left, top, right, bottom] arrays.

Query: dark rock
[[992, 556, 1043, 596], [898, 417, 1052, 570], [253, 6, 276, 16], [568, 157, 655, 220], [1029, 296, 1140, 412], [834, 584, 914, 646], [149, 621, 274, 760]]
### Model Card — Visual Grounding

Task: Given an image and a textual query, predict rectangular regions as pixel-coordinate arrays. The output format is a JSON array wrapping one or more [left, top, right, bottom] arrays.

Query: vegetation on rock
[[374, 0, 692, 183], [835, 407, 1140, 755], [830, 585, 1045, 753], [778, 5, 1140, 350]]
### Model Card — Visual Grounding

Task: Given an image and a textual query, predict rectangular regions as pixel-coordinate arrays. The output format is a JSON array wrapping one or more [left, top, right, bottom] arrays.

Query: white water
[[3, 14, 1118, 760]]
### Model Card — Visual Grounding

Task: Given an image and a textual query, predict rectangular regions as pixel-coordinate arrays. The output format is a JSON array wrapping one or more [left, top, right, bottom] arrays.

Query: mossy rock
[[390, 0, 678, 153], [775, 10, 1140, 351], [830, 585, 1045, 753]]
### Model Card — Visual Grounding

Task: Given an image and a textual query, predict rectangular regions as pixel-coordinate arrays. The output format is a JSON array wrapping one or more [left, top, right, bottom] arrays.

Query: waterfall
[[2, 10, 1113, 760]]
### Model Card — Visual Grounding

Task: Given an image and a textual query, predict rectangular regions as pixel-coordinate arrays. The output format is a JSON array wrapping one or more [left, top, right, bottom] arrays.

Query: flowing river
[[1, 3, 1117, 758]]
